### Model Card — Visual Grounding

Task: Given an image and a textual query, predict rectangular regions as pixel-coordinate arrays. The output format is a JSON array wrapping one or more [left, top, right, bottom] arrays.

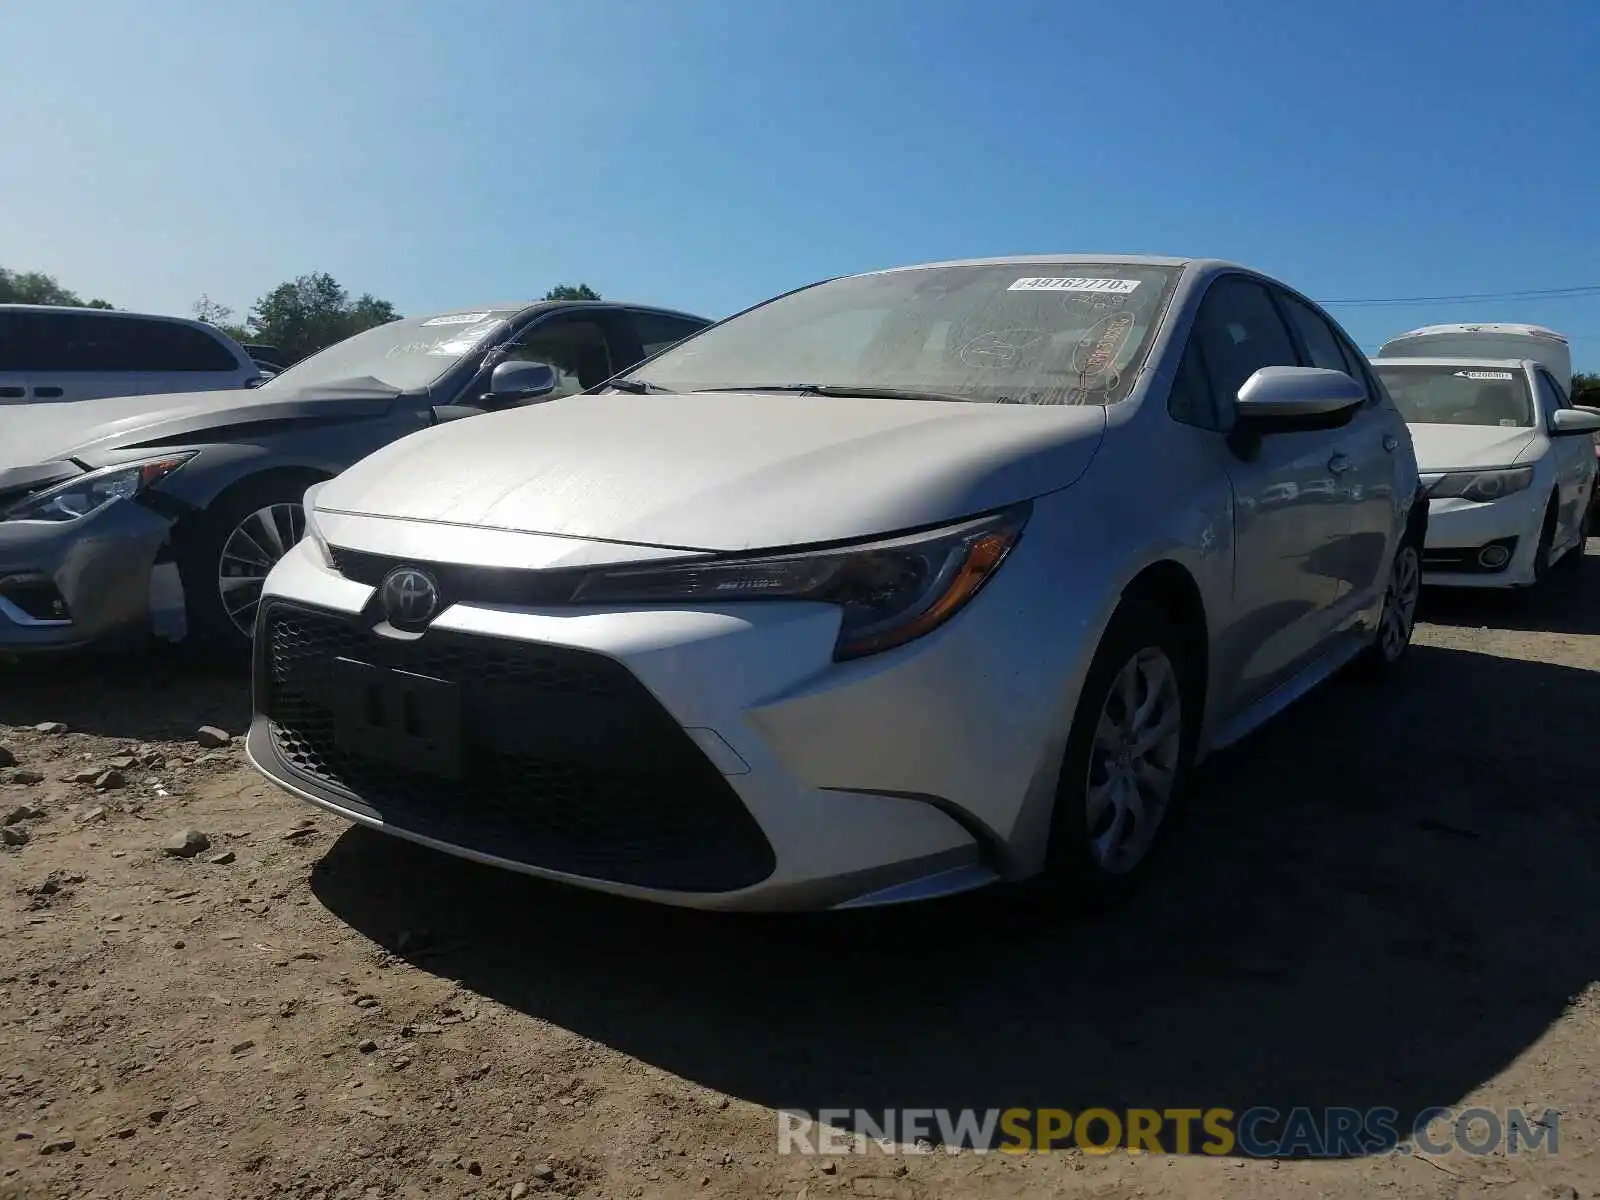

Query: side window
[[1279, 294, 1350, 373], [1190, 277, 1300, 421], [632, 312, 708, 359], [139, 320, 243, 372], [72, 314, 142, 372], [1539, 369, 1571, 409], [1166, 336, 1219, 430], [504, 315, 613, 399], [7, 311, 77, 371], [1532, 370, 1565, 426]]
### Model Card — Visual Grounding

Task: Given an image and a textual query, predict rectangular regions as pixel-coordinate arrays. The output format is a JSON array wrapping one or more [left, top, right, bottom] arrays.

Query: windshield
[[1374, 364, 1534, 428], [626, 263, 1183, 405], [255, 309, 518, 393]]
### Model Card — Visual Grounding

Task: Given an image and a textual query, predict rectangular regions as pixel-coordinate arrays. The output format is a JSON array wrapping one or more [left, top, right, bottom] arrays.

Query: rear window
[[1374, 364, 1534, 428]]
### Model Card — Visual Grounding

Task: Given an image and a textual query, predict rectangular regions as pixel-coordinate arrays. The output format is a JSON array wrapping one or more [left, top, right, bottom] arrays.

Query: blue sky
[[4, 0, 1598, 363]]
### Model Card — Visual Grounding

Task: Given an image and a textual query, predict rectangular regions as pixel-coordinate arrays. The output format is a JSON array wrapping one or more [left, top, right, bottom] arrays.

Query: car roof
[[1386, 323, 1567, 342], [1371, 356, 1535, 369], [426, 300, 710, 322], [857, 253, 1237, 276], [0, 303, 213, 324]]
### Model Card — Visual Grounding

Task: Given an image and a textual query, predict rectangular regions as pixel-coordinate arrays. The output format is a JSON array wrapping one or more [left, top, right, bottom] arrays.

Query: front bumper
[[0, 502, 184, 653], [246, 530, 1095, 912], [1419, 488, 1546, 588]]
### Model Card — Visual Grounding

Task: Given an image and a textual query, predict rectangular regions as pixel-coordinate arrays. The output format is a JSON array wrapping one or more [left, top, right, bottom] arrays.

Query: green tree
[[243, 272, 400, 363], [1572, 372, 1600, 406], [191, 294, 251, 346], [542, 283, 601, 302], [0, 266, 113, 308]]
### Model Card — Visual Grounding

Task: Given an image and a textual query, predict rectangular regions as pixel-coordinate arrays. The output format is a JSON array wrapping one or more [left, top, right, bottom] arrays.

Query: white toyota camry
[[1371, 357, 1599, 587], [247, 255, 1426, 911]]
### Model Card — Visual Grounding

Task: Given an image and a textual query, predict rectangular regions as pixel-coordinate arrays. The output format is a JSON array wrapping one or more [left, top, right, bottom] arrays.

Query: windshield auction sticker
[[1008, 277, 1141, 294], [1453, 370, 1515, 380], [422, 311, 493, 326]]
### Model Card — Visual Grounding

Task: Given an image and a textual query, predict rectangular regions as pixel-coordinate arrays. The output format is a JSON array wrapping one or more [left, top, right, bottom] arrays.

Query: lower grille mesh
[[258, 601, 775, 892]]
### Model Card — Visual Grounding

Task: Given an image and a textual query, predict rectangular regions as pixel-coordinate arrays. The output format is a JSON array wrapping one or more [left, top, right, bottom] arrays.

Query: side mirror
[[1235, 366, 1367, 423], [484, 359, 559, 405], [1551, 407, 1600, 436]]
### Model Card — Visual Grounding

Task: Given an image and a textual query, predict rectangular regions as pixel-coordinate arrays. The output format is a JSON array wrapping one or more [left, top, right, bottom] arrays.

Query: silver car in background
[[247, 255, 1426, 912]]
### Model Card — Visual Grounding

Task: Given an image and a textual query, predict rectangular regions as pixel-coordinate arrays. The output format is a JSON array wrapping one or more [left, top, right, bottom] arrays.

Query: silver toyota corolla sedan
[[247, 255, 1426, 911]]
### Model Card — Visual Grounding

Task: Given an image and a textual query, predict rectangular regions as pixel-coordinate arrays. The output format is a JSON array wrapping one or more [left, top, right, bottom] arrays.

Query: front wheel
[[1039, 600, 1197, 907], [176, 475, 320, 654]]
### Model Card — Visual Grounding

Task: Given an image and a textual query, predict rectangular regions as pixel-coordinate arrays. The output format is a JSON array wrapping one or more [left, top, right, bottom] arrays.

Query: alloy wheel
[[218, 502, 305, 636], [1085, 646, 1183, 875], [1379, 544, 1421, 662]]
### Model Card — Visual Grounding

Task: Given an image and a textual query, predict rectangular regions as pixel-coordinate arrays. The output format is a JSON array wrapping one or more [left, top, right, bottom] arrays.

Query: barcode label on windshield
[[1453, 370, 1515, 380], [1008, 277, 1141, 294]]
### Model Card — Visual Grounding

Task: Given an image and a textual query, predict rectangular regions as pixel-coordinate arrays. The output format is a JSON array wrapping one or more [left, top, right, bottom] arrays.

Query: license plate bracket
[[332, 657, 462, 779]]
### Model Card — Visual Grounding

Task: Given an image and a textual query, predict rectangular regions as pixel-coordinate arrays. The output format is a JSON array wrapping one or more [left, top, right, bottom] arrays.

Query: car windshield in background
[[1375, 364, 1535, 428], [626, 263, 1184, 405], [256, 310, 518, 394]]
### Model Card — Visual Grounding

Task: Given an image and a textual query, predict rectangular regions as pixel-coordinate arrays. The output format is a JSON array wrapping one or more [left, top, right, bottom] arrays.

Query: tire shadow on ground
[[310, 640, 1599, 1157]]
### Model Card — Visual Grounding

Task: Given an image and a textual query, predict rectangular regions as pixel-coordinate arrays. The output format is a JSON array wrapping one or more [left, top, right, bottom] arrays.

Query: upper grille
[[257, 600, 775, 893], [327, 547, 584, 607]]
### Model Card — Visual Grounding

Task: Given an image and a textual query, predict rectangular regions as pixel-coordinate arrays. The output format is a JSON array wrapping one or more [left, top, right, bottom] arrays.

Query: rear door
[[1276, 290, 1405, 623]]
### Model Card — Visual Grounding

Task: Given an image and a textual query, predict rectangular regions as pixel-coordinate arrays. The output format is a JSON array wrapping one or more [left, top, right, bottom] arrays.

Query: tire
[[1357, 527, 1422, 676], [1552, 500, 1589, 573], [1529, 497, 1559, 586], [1037, 599, 1199, 908], [175, 473, 321, 654]]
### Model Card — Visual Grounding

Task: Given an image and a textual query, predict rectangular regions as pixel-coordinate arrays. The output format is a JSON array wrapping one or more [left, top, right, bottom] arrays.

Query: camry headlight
[[300, 484, 335, 568], [1428, 466, 1535, 504], [572, 504, 1029, 661], [2, 454, 196, 523]]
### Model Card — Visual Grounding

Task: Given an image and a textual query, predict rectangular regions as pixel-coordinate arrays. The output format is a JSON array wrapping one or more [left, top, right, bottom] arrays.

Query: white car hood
[[1407, 422, 1541, 471], [315, 391, 1107, 551]]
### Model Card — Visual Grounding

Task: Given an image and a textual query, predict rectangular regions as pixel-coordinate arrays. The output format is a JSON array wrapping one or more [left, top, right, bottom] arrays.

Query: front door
[[1537, 368, 1596, 554], [1188, 276, 1351, 713]]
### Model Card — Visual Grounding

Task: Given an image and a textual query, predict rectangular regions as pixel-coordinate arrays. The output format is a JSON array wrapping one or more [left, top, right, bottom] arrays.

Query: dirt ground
[[2, 547, 1598, 1200]]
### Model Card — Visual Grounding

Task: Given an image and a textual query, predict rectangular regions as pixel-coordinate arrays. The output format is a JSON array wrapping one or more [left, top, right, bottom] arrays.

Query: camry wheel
[[1042, 598, 1197, 905], [218, 503, 306, 636]]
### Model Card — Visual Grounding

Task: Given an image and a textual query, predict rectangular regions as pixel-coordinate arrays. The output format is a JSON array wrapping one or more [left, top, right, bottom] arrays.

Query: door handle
[[1328, 454, 1352, 475], [1382, 434, 1398, 452], [32, 386, 63, 399]]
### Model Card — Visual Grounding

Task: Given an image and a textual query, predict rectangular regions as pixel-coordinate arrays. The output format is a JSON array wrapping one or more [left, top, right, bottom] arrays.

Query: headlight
[[1429, 466, 1535, 504], [301, 484, 334, 568], [572, 504, 1029, 661], [2, 454, 196, 523]]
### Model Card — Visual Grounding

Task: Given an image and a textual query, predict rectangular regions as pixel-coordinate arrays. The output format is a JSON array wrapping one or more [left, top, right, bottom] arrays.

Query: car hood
[[1407, 422, 1542, 471], [0, 385, 400, 485], [314, 391, 1107, 551]]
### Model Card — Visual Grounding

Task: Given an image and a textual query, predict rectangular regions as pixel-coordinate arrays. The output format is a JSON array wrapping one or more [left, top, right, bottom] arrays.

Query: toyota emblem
[[380, 566, 441, 628]]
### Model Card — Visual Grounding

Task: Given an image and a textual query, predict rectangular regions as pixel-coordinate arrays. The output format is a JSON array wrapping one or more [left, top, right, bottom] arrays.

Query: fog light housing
[[0, 575, 71, 624], [1477, 544, 1512, 569]]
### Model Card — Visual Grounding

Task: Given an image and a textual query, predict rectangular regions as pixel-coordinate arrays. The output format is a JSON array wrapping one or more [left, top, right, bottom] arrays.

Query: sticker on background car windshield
[[1453, 370, 1515, 380], [422, 311, 493, 326], [1007, 277, 1142, 295], [1073, 311, 1136, 376]]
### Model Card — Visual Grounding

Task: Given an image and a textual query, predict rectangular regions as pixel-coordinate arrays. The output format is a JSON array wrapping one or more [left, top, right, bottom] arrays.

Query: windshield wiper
[[600, 378, 673, 394], [696, 383, 972, 404]]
